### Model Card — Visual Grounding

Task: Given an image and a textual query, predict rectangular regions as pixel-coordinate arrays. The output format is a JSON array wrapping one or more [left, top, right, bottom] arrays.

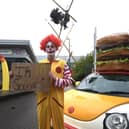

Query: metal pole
[[67, 38, 71, 67], [94, 27, 97, 72]]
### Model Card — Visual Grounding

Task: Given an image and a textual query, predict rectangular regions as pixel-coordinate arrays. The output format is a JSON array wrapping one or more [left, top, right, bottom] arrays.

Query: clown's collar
[[46, 58, 61, 63]]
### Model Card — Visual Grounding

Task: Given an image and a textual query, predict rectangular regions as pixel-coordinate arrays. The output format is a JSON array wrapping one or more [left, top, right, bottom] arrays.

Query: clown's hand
[[49, 72, 56, 82]]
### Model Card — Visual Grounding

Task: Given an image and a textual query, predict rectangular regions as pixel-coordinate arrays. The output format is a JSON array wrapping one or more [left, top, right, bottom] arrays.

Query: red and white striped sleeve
[[54, 64, 74, 88]]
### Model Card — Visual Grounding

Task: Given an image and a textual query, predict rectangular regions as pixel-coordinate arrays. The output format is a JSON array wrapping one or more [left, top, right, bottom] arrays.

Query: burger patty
[[96, 62, 129, 72], [97, 48, 129, 61], [97, 55, 129, 61], [96, 41, 129, 51]]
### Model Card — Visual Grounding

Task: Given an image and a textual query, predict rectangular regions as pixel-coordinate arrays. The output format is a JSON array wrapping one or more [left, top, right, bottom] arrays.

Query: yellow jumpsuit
[[37, 59, 65, 129]]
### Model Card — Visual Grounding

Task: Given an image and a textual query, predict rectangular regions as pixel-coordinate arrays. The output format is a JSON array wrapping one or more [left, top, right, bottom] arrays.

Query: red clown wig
[[40, 34, 62, 51]]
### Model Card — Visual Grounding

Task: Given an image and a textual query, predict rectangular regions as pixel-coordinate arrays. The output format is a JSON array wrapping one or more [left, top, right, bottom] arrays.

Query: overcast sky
[[0, 0, 129, 56]]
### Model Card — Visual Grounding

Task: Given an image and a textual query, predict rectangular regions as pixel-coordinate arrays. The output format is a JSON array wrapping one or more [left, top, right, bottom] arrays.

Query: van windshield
[[77, 73, 129, 96]]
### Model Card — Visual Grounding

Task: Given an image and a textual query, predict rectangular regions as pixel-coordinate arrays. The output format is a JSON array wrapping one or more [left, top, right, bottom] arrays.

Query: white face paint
[[45, 42, 57, 56]]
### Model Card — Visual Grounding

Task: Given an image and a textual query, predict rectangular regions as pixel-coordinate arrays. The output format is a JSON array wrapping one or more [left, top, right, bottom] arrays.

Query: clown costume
[[36, 34, 74, 129]]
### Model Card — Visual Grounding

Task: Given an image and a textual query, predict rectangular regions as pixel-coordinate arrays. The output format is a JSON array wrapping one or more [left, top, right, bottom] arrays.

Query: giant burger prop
[[96, 33, 129, 73]]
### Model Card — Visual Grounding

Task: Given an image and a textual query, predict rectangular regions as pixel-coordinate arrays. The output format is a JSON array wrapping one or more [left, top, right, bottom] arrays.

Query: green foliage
[[71, 52, 94, 81]]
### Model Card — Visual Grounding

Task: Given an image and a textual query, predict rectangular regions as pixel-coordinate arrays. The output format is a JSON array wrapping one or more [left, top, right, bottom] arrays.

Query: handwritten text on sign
[[10, 63, 51, 92]]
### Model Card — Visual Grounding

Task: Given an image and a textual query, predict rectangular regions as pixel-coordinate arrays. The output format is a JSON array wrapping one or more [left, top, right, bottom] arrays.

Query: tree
[[72, 52, 94, 81]]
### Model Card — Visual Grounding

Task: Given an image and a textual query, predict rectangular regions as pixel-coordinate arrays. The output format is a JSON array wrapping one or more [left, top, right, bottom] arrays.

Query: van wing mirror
[[75, 81, 80, 86]]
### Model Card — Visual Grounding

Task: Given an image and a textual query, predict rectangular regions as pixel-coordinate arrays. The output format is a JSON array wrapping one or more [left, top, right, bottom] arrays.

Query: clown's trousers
[[37, 93, 64, 129]]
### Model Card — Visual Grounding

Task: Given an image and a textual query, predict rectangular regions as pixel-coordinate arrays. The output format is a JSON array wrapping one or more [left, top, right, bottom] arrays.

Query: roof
[[0, 39, 37, 63]]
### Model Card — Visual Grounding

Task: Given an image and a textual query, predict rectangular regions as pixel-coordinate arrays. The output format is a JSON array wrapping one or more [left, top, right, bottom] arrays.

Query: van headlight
[[104, 113, 128, 129]]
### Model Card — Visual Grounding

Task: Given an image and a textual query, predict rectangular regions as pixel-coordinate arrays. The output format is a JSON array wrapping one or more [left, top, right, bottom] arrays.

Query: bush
[[71, 52, 94, 81]]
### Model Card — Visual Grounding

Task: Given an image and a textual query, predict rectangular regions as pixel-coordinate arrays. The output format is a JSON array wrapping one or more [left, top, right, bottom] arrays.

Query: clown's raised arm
[[39, 34, 75, 88], [54, 63, 74, 88]]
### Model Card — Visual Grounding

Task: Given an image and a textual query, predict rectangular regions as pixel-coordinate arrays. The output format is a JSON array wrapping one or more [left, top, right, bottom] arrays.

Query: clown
[[37, 34, 74, 129]]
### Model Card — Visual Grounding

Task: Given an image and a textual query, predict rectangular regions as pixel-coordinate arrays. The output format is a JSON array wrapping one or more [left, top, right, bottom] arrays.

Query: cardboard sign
[[10, 63, 51, 92]]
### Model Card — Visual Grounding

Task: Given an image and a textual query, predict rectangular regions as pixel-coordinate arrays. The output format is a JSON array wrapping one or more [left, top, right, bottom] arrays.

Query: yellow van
[[64, 72, 129, 129]]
